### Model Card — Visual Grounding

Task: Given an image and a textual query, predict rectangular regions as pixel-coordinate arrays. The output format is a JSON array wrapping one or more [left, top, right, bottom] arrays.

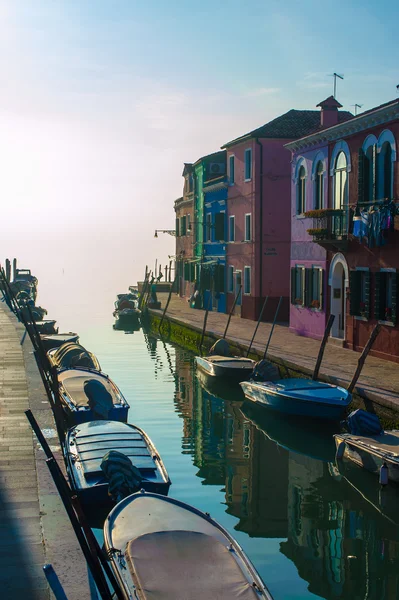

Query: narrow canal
[[38, 282, 399, 600]]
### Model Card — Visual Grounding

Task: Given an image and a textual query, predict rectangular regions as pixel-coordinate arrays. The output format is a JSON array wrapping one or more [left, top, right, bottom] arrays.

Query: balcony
[[304, 208, 349, 250]]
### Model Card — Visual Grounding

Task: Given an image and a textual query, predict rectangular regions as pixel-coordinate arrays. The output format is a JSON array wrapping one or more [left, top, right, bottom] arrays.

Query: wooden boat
[[240, 378, 351, 421], [195, 355, 256, 380], [33, 320, 58, 335], [334, 430, 399, 483], [47, 342, 101, 371], [41, 333, 79, 351], [104, 491, 273, 600], [57, 368, 129, 425], [114, 307, 141, 326], [66, 421, 170, 507]]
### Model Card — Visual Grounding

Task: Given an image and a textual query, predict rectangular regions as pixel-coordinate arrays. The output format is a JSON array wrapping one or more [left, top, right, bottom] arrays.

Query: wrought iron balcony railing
[[304, 208, 349, 249]]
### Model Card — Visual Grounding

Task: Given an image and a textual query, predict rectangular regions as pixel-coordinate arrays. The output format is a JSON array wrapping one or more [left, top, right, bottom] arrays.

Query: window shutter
[[190, 263, 195, 283], [290, 267, 296, 304], [175, 218, 180, 237], [319, 269, 324, 310], [305, 268, 312, 307], [215, 213, 225, 241], [349, 271, 361, 316], [358, 148, 365, 204], [392, 274, 398, 326], [372, 144, 377, 202], [184, 262, 189, 281], [374, 272, 382, 320], [215, 265, 225, 293], [364, 272, 371, 319]]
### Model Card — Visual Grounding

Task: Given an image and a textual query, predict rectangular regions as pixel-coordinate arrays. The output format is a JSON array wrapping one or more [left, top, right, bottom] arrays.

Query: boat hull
[[41, 333, 79, 351], [195, 356, 255, 380], [334, 432, 399, 483], [240, 379, 350, 421]]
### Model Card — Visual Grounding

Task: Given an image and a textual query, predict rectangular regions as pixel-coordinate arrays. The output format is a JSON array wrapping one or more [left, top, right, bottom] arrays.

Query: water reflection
[[169, 343, 399, 599]]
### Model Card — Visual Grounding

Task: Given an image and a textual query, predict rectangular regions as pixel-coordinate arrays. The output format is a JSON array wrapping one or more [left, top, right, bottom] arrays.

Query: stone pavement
[[0, 302, 92, 599], [153, 293, 399, 414]]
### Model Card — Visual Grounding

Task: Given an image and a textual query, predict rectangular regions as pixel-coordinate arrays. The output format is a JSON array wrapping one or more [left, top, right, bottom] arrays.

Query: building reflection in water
[[170, 344, 399, 599]]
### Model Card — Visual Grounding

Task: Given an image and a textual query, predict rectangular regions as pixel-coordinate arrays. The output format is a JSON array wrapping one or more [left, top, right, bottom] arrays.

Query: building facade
[[174, 163, 195, 298], [287, 98, 399, 362]]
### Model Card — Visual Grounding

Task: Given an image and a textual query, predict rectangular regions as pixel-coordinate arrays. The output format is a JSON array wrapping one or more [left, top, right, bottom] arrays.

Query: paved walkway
[[0, 302, 91, 599], [153, 294, 399, 414]]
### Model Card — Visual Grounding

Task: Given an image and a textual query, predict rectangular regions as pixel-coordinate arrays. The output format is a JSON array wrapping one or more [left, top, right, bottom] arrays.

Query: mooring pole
[[263, 296, 282, 359], [347, 323, 381, 394], [246, 296, 269, 357], [159, 276, 177, 334], [223, 284, 242, 339], [199, 291, 213, 355], [312, 314, 335, 381]]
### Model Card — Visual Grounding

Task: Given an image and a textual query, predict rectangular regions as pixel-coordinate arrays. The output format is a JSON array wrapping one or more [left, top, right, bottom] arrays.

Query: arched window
[[380, 142, 393, 199], [297, 166, 306, 214], [364, 145, 376, 203], [334, 152, 347, 209], [314, 161, 324, 209]]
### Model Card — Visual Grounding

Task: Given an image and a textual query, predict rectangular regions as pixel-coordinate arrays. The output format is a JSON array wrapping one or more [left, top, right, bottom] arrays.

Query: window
[[374, 270, 397, 324], [334, 152, 348, 209], [245, 214, 252, 241], [187, 214, 191, 234], [349, 269, 370, 319], [244, 266, 251, 294], [244, 149, 252, 180], [307, 267, 323, 309], [175, 217, 180, 237], [214, 264, 225, 293], [229, 215, 235, 242], [290, 266, 305, 306], [229, 155, 235, 185], [206, 213, 212, 242], [315, 161, 324, 209], [380, 142, 393, 199], [188, 174, 193, 192], [296, 166, 306, 215], [181, 215, 187, 236], [364, 145, 376, 203], [214, 212, 225, 241], [228, 265, 234, 293]]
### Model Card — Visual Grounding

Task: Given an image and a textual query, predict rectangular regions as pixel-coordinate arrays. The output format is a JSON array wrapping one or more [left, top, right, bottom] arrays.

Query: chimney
[[317, 96, 342, 128]]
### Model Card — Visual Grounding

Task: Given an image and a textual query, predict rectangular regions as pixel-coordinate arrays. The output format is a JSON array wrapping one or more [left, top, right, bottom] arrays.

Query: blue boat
[[66, 421, 171, 507], [240, 378, 351, 421], [57, 368, 129, 425]]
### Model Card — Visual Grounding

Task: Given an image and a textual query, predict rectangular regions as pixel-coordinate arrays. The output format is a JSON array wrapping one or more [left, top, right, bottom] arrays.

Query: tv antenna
[[329, 73, 344, 98], [351, 103, 363, 116]]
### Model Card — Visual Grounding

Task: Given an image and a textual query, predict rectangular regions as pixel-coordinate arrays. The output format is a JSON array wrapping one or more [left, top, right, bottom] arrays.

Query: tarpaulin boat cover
[[84, 380, 114, 418], [59, 372, 119, 408], [125, 530, 259, 600], [100, 450, 142, 502]]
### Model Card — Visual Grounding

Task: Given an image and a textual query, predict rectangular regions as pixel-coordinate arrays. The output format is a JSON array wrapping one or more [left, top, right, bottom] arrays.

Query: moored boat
[[195, 355, 256, 380], [240, 378, 351, 421], [40, 333, 79, 351], [48, 342, 101, 371], [57, 368, 129, 425], [104, 491, 273, 600], [34, 320, 58, 335], [66, 421, 171, 507], [334, 430, 399, 483]]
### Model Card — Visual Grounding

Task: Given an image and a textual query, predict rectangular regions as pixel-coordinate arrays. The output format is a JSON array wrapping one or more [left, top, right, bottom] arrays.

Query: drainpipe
[[255, 138, 263, 317]]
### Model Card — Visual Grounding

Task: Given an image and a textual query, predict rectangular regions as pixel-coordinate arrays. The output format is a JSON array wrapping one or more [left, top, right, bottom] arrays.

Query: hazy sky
[[1, 0, 398, 299]]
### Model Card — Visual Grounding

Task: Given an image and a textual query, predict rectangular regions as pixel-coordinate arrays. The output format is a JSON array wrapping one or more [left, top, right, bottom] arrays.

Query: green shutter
[[190, 263, 195, 283], [349, 270, 361, 316], [372, 144, 377, 202], [184, 262, 189, 281], [358, 148, 365, 204], [374, 272, 382, 320], [305, 268, 312, 307], [290, 267, 296, 304], [364, 272, 371, 319], [175, 218, 180, 237], [319, 269, 324, 310], [215, 213, 225, 241], [392, 274, 398, 326]]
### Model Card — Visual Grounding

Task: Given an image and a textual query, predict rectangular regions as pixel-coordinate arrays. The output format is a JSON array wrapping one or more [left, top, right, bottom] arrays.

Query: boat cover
[[59, 371, 119, 408], [342, 431, 399, 459], [101, 450, 143, 502], [259, 378, 349, 404], [207, 356, 254, 365], [50, 343, 100, 370], [125, 530, 259, 600]]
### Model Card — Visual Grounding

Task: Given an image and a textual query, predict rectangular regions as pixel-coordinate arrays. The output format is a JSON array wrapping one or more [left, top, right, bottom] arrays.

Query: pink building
[[222, 109, 336, 321]]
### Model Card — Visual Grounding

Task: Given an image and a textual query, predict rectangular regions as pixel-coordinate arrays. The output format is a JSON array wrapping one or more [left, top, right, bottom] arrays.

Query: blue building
[[202, 153, 228, 312]]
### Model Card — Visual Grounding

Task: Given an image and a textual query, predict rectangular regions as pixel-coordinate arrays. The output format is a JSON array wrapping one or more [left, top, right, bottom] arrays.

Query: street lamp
[[154, 229, 176, 238]]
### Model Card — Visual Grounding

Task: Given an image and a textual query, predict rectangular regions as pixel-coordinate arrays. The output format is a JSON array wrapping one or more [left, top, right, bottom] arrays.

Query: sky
[[0, 0, 398, 300]]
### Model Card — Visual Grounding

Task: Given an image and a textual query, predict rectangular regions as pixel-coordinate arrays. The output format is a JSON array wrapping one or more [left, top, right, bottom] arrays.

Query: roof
[[222, 108, 353, 148], [193, 149, 226, 167]]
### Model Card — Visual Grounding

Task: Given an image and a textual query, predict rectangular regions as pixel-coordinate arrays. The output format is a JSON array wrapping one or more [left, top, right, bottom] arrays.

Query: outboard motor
[[84, 379, 113, 419], [101, 450, 143, 503], [344, 409, 383, 436], [251, 359, 280, 382], [208, 339, 231, 357]]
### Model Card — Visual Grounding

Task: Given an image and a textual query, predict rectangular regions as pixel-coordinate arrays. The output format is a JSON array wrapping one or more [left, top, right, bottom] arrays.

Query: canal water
[[38, 282, 399, 600]]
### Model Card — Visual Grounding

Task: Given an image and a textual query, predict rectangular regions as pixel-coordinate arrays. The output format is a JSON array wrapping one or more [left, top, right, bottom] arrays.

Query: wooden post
[[347, 323, 381, 394], [263, 296, 282, 359], [199, 292, 213, 355], [312, 314, 335, 380], [246, 296, 268, 357], [159, 276, 177, 334], [223, 284, 242, 339]]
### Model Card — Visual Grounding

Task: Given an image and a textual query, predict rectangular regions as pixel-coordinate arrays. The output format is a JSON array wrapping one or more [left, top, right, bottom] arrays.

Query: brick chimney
[[317, 96, 342, 128]]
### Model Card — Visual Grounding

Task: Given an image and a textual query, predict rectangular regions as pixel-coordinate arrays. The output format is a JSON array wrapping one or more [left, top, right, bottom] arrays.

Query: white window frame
[[244, 266, 251, 295], [229, 215, 235, 242], [229, 155, 235, 185], [244, 213, 252, 242], [244, 148, 252, 181], [228, 265, 234, 293]]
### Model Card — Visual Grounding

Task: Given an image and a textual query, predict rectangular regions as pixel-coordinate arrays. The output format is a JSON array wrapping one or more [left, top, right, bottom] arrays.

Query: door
[[234, 271, 242, 316], [330, 262, 345, 339]]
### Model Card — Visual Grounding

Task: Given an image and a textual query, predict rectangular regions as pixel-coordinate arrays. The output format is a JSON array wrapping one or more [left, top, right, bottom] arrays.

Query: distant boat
[[334, 430, 399, 483], [240, 378, 351, 421], [34, 320, 58, 335], [47, 342, 101, 371], [57, 368, 129, 425], [104, 491, 273, 600], [40, 333, 79, 352], [195, 355, 256, 380], [66, 421, 171, 508]]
